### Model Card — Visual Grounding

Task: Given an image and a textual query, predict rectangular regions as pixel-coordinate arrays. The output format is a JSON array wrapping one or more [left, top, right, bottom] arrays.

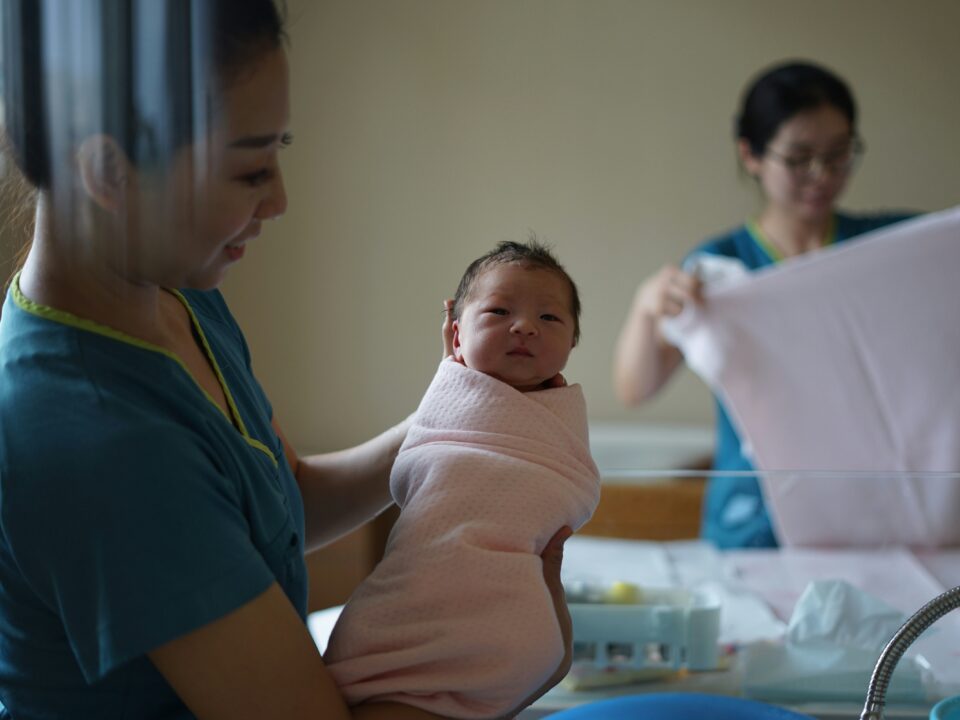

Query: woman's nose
[[258, 170, 288, 220]]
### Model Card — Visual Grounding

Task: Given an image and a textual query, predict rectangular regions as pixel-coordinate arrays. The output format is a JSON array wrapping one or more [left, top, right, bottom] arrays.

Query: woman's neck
[[757, 206, 834, 258], [19, 194, 179, 347]]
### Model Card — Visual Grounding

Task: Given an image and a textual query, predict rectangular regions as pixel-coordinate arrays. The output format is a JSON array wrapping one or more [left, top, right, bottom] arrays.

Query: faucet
[[861, 585, 960, 720]]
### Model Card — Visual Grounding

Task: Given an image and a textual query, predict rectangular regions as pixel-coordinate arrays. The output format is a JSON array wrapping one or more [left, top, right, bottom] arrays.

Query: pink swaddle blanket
[[324, 358, 600, 718], [663, 206, 960, 547]]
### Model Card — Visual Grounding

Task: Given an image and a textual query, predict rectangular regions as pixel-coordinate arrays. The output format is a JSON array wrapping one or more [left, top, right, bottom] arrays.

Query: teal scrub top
[[0, 278, 308, 718], [688, 210, 916, 549]]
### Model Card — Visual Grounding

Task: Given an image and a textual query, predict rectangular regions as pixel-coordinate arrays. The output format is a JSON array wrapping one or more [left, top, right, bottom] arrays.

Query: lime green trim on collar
[[746, 215, 837, 264], [11, 272, 277, 467], [745, 220, 782, 263]]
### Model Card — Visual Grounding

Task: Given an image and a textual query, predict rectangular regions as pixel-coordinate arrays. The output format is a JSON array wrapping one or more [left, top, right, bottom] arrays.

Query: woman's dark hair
[[1, 0, 287, 189], [453, 237, 582, 345], [735, 60, 857, 157]]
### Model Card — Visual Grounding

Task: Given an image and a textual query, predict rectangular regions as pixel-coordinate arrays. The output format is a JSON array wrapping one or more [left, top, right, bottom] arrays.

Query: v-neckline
[[165, 288, 245, 432], [746, 215, 837, 264], [10, 274, 277, 465]]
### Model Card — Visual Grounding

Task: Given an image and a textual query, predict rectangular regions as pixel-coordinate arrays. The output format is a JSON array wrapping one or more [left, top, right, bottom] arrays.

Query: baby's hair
[[452, 236, 581, 344]]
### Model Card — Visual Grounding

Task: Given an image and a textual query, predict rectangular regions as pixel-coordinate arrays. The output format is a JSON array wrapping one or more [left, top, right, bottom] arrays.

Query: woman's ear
[[76, 134, 132, 213], [737, 138, 762, 177]]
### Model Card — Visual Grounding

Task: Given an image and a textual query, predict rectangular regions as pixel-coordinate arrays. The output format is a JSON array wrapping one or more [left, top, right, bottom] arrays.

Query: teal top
[[0, 278, 307, 718], [687, 210, 916, 549]]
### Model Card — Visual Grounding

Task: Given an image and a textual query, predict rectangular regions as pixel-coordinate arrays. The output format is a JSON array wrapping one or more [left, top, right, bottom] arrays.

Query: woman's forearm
[[612, 290, 683, 405], [295, 415, 412, 550]]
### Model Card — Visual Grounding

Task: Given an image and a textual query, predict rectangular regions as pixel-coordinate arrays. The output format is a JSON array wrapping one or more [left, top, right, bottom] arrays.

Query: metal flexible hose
[[860, 585, 960, 720]]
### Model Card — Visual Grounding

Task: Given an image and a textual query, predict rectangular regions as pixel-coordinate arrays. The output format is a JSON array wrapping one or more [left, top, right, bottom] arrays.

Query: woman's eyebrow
[[784, 134, 853, 151]]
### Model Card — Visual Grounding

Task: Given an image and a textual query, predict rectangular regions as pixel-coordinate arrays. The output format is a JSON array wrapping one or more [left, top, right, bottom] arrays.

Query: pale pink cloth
[[324, 358, 600, 718], [663, 206, 960, 547]]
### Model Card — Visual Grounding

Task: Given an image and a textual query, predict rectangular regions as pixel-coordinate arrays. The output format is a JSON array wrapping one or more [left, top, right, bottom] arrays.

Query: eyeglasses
[[765, 137, 865, 180]]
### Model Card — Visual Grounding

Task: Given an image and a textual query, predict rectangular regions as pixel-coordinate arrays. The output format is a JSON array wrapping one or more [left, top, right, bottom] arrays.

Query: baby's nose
[[511, 317, 538, 335]]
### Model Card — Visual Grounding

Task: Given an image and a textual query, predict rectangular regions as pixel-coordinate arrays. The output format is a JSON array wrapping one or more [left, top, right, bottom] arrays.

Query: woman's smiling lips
[[225, 243, 246, 261], [224, 223, 262, 261]]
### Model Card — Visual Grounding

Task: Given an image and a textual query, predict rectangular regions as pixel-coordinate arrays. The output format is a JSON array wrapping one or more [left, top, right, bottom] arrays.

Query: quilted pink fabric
[[324, 359, 600, 717]]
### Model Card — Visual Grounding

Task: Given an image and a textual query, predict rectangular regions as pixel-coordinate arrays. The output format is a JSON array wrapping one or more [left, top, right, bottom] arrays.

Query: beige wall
[[4, 1, 959, 455], [221, 0, 959, 453]]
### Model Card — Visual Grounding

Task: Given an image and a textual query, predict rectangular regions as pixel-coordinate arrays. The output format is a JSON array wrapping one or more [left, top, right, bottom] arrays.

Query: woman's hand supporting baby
[[497, 526, 574, 720]]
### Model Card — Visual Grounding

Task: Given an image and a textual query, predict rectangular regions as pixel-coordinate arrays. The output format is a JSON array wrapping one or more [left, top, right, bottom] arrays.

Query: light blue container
[[931, 695, 960, 720], [544, 693, 814, 719]]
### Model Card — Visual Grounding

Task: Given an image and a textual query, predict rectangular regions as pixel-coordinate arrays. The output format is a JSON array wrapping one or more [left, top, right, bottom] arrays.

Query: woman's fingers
[[441, 299, 455, 358], [541, 526, 573, 674], [654, 266, 703, 317]]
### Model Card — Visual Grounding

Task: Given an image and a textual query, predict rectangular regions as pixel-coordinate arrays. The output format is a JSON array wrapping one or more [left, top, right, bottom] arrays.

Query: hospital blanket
[[323, 358, 601, 717], [663, 206, 960, 547]]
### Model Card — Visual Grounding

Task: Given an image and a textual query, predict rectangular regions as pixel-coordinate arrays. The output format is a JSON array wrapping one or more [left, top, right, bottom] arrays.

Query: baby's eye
[[541, 313, 562, 322], [487, 308, 508, 316]]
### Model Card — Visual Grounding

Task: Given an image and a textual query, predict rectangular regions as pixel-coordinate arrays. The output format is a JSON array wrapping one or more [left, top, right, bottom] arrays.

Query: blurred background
[[1, 0, 958, 606], [223, 0, 959, 453], [2, 0, 958, 451]]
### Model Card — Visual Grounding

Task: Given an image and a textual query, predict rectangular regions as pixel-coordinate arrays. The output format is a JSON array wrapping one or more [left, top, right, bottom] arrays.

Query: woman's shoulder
[[835, 209, 920, 237], [685, 223, 769, 269], [0, 304, 226, 494], [693, 224, 752, 256]]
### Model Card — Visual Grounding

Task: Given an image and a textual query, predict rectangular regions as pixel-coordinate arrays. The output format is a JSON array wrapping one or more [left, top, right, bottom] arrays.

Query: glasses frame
[[764, 135, 866, 180]]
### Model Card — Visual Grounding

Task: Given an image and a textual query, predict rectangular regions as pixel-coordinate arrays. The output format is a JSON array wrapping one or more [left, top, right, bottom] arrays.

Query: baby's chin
[[507, 374, 561, 393]]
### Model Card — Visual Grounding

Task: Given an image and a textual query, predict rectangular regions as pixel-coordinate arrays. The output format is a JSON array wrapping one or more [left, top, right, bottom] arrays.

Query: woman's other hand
[[636, 264, 703, 319], [613, 264, 697, 406], [441, 299, 455, 358]]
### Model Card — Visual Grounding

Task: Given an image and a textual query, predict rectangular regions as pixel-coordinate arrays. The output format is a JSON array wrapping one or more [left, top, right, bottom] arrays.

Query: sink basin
[[544, 692, 814, 719]]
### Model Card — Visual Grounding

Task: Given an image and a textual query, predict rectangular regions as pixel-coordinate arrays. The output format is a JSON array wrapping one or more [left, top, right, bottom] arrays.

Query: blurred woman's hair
[[735, 60, 857, 157], [1, 0, 286, 190]]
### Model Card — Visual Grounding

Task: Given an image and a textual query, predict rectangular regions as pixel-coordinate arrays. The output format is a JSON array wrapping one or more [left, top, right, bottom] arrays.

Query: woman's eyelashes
[[237, 136, 290, 186], [239, 168, 273, 187]]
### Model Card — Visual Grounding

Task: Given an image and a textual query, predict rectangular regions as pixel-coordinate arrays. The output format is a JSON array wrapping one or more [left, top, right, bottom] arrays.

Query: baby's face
[[453, 264, 576, 391]]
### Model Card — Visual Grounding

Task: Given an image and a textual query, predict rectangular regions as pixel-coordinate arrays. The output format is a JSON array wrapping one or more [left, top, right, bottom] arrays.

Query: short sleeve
[[2, 422, 276, 683]]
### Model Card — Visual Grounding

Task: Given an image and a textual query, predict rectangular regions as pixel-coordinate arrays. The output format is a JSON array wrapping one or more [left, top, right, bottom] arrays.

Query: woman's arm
[[149, 582, 450, 720], [148, 530, 574, 720], [612, 264, 700, 405], [273, 416, 409, 551], [278, 298, 458, 551]]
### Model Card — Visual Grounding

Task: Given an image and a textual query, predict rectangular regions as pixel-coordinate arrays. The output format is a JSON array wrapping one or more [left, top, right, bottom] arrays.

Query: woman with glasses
[[612, 60, 914, 550]]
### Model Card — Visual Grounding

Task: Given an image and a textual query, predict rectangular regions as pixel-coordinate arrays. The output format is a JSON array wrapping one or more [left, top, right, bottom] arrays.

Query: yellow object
[[605, 581, 642, 604]]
